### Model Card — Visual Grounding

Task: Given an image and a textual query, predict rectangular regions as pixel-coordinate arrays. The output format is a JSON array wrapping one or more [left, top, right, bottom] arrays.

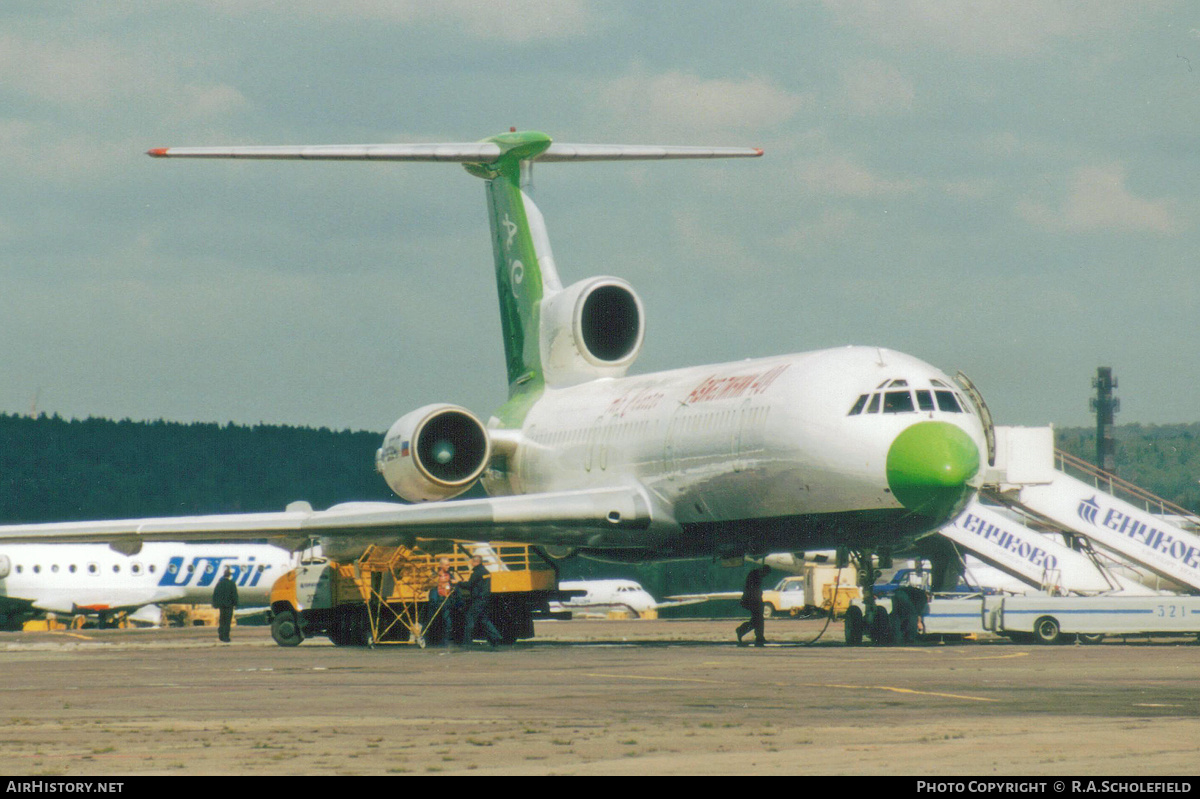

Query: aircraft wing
[[651, 597, 710, 610], [0, 487, 654, 553], [665, 591, 742, 604]]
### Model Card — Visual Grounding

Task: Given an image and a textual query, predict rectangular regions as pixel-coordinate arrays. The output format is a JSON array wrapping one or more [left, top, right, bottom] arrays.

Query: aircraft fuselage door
[[954, 370, 995, 467]]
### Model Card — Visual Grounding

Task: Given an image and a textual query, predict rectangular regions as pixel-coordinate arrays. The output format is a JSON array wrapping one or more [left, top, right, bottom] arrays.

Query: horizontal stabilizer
[[147, 143, 763, 162]]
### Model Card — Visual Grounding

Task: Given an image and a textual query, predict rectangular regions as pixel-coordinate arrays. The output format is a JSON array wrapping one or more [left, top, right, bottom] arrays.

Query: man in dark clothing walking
[[460, 555, 503, 647], [890, 584, 930, 644], [736, 565, 771, 647], [212, 568, 239, 643]]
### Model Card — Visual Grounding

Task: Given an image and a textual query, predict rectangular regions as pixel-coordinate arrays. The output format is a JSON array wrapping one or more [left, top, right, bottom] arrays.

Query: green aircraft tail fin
[[462, 131, 557, 414], [147, 131, 762, 426]]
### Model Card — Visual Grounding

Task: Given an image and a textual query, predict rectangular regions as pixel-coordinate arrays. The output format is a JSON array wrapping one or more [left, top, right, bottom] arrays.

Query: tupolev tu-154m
[[0, 130, 991, 643]]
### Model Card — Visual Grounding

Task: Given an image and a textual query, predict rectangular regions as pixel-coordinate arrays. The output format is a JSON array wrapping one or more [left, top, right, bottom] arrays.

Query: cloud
[[839, 59, 915, 117], [824, 0, 1137, 57], [196, 0, 604, 41], [0, 33, 140, 109], [770, 207, 862, 251], [1016, 163, 1179, 234], [795, 155, 923, 198], [594, 67, 806, 138], [0, 33, 247, 121]]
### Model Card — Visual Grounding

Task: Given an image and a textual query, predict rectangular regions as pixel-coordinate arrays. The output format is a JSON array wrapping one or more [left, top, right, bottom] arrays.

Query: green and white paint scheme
[[0, 132, 988, 566]]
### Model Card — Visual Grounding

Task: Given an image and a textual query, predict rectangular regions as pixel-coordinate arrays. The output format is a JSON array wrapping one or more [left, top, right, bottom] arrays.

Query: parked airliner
[[0, 131, 990, 612], [550, 579, 703, 618], [0, 542, 293, 630]]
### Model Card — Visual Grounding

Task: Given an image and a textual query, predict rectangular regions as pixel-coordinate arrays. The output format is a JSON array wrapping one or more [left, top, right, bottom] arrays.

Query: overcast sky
[[1, 2, 1196, 435]]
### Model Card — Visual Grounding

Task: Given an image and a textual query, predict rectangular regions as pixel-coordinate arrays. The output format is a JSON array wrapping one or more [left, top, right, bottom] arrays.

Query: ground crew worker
[[212, 568, 238, 643], [426, 556, 461, 646], [460, 555, 502, 647], [891, 583, 930, 644], [736, 565, 771, 647]]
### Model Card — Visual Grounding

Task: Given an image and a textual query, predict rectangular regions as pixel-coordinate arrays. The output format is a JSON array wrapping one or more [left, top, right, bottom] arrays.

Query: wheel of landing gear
[[868, 606, 891, 645], [844, 605, 864, 646]]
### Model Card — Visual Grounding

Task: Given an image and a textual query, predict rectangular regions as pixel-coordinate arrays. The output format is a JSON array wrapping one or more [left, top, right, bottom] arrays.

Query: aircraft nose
[[886, 421, 980, 520]]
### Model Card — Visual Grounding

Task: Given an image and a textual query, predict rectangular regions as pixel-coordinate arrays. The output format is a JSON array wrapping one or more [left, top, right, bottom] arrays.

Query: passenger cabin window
[[916, 390, 934, 411]]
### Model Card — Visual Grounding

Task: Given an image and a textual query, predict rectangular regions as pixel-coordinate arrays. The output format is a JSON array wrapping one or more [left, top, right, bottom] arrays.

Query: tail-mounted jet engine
[[542, 276, 644, 386], [376, 404, 491, 502]]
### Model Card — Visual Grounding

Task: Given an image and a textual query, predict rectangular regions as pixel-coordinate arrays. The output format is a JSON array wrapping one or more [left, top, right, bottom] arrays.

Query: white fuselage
[[487, 345, 989, 557], [0, 542, 294, 623]]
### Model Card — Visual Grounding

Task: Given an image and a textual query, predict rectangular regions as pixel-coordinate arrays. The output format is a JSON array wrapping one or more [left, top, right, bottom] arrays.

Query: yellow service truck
[[268, 542, 568, 647]]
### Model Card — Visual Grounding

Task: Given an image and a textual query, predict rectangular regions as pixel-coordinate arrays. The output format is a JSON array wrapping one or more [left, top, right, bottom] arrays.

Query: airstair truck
[[854, 592, 1200, 643], [268, 542, 563, 647], [983, 593, 1200, 644]]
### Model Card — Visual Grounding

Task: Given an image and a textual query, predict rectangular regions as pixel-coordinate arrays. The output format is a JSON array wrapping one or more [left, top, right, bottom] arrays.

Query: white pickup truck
[[761, 576, 806, 617]]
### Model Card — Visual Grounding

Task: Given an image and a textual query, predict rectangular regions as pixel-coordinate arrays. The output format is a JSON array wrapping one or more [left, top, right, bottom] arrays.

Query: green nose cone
[[887, 421, 980, 520]]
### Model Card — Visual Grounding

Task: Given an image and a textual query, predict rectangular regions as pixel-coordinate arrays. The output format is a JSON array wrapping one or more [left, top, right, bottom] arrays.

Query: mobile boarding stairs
[[940, 426, 1200, 597]]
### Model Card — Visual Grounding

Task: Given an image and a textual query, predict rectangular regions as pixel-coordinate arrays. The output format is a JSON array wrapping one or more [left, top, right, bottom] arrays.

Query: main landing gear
[[841, 548, 893, 646]]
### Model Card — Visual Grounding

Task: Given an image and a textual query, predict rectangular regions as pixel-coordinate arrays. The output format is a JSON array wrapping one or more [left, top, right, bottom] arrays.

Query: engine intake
[[376, 404, 490, 502], [542, 277, 644, 385], [579, 283, 641, 362]]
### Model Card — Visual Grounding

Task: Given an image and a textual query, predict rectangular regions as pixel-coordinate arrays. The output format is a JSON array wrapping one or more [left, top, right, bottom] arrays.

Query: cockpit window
[[851, 383, 967, 418], [935, 390, 963, 412], [883, 391, 915, 413]]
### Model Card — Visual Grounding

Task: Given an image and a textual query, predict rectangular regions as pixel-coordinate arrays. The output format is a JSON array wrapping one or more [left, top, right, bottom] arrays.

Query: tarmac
[[1, 617, 1197, 776]]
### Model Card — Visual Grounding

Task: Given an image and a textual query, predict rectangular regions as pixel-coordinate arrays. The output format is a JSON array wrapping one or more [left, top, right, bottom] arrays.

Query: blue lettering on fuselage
[[158, 555, 266, 588]]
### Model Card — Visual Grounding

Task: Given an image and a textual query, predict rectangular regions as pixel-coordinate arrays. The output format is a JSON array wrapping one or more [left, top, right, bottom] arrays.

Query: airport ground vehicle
[[761, 576, 806, 617], [688, 566, 860, 618], [985, 594, 1200, 644], [872, 568, 997, 598], [268, 542, 567, 647], [854, 593, 1200, 644]]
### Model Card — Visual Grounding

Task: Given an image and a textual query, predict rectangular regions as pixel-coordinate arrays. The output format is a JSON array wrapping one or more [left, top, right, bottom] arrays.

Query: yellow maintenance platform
[[269, 541, 561, 647]]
